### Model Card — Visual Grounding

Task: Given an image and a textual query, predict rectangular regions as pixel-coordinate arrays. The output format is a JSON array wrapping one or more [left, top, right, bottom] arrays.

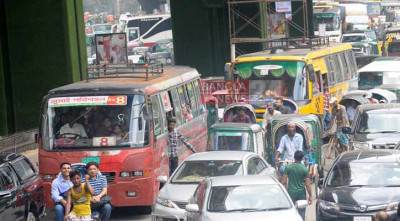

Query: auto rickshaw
[[369, 88, 397, 103], [223, 103, 257, 124], [207, 123, 265, 157]]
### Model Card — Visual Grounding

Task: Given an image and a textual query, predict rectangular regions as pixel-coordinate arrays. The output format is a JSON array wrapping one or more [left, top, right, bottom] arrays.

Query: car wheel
[[26, 211, 36, 221]]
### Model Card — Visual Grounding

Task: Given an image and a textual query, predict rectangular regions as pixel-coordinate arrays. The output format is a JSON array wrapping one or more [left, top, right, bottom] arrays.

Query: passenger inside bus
[[95, 117, 114, 136], [59, 114, 88, 139]]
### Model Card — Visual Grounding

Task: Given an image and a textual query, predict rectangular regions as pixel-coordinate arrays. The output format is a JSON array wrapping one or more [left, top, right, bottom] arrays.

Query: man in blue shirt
[[51, 162, 73, 221], [86, 162, 111, 221], [275, 122, 304, 176]]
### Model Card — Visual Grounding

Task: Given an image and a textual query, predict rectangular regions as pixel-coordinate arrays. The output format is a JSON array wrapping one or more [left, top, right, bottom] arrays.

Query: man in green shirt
[[282, 150, 312, 220]]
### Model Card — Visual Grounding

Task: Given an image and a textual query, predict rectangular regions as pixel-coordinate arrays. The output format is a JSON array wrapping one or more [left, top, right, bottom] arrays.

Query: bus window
[[169, 88, 183, 125], [44, 95, 149, 150], [332, 55, 343, 83], [178, 86, 193, 122], [193, 80, 205, 114], [151, 95, 164, 136], [337, 53, 349, 81], [325, 57, 336, 86], [347, 50, 357, 78], [340, 52, 351, 80], [186, 82, 198, 117]]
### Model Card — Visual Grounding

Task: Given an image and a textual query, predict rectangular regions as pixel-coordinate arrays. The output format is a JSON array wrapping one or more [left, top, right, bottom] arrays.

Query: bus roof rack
[[87, 62, 164, 81], [242, 36, 331, 50]]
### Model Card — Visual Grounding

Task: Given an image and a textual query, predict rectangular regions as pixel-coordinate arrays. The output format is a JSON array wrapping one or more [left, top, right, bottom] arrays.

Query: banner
[[95, 33, 128, 66]]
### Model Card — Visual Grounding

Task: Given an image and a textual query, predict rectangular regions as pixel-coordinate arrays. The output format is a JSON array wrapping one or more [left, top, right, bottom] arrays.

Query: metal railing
[[0, 129, 38, 153], [87, 62, 164, 81]]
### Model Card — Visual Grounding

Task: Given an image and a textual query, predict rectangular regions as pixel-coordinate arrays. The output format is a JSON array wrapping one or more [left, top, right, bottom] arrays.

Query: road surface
[[23, 149, 322, 221]]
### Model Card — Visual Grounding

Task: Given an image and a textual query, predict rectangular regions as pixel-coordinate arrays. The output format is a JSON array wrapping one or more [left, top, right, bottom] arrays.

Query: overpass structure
[[0, 0, 312, 136]]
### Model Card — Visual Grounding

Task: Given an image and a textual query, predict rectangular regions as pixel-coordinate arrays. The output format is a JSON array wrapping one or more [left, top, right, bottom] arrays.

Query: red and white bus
[[38, 65, 208, 208]]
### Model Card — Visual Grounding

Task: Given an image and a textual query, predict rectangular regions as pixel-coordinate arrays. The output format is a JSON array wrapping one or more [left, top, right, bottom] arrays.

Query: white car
[[152, 151, 275, 221], [185, 175, 306, 221]]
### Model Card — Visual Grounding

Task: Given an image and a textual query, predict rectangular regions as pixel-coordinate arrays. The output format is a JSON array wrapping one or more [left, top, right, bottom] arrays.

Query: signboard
[[200, 79, 249, 106], [48, 96, 127, 107], [269, 13, 286, 39], [275, 1, 292, 13], [95, 33, 128, 66]]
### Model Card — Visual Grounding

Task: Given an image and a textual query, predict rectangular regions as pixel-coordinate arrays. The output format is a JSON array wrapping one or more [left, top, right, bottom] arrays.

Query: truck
[[313, 4, 345, 42], [341, 3, 370, 32]]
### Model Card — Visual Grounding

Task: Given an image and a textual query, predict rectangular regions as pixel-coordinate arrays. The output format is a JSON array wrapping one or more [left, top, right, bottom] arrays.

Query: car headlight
[[156, 197, 175, 208], [352, 142, 370, 149], [386, 202, 399, 211], [319, 200, 340, 211]]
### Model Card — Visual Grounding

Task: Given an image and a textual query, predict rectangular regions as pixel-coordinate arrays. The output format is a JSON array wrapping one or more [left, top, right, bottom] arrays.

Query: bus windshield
[[235, 60, 307, 108], [313, 13, 340, 31], [42, 95, 150, 150]]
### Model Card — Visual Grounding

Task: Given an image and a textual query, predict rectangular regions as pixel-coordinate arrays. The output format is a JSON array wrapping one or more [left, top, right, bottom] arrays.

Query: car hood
[[159, 183, 198, 202], [203, 209, 302, 221], [354, 133, 400, 143], [320, 186, 400, 206]]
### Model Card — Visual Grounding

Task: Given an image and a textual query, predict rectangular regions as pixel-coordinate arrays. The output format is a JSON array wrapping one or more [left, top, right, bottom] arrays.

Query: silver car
[[152, 151, 275, 221], [185, 175, 306, 221]]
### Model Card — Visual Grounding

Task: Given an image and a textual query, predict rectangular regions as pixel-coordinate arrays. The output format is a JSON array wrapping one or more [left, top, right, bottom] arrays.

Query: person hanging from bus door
[[85, 162, 112, 221], [64, 171, 94, 221], [327, 97, 350, 158], [51, 162, 73, 221], [275, 122, 304, 178], [281, 151, 313, 221], [167, 117, 196, 176]]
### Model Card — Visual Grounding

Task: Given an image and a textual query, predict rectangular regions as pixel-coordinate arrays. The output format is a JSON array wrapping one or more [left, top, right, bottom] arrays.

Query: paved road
[[23, 149, 324, 221]]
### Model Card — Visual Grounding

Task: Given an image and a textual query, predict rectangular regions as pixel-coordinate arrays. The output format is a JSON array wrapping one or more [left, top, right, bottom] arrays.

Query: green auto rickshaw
[[207, 122, 265, 158], [265, 114, 323, 174]]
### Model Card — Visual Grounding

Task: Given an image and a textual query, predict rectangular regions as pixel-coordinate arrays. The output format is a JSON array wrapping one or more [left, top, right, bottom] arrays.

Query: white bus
[[125, 14, 172, 44]]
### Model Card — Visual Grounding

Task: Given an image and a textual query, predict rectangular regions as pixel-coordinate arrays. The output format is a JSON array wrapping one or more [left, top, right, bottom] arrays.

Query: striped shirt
[[87, 173, 107, 196]]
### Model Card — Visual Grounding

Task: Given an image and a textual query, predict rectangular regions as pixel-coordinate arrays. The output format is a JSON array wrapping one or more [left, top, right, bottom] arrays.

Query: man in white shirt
[[263, 102, 281, 129], [346, 100, 357, 124], [275, 122, 304, 175], [60, 115, 87, 138]]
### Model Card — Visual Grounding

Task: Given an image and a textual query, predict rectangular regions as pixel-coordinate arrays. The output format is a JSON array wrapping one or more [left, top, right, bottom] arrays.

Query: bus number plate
[[93, 137, 116, 147]]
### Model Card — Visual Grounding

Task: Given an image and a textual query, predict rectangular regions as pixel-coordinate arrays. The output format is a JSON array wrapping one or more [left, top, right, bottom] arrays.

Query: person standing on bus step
[[85, 162, 112, 221], [51, 162, 73, 221], [262, 102, 281, 129], [275, 96, 291, 114], [281, 151, 312, 221], [168, 117, 196, 176]]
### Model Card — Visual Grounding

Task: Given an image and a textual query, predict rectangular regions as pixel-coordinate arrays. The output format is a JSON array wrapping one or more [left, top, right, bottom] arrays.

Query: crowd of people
[[52, 162, 111, 221]]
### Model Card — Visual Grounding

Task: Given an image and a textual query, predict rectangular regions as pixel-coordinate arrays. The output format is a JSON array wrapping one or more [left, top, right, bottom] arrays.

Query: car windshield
[[235, 61, 307, 108], [313, 13, 339, 31], [208, 184, 291, 212], [358, 72, 384, 90], [327, 161, 400, 187], [171, 160, 243, 184], [210, 131, 251, 151], [356, 110, 400, 134], [42, 95, 150, 150], [342, 35, 366, 42]]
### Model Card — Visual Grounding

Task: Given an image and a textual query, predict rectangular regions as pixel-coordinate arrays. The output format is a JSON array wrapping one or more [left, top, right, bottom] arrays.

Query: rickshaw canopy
[[369, 88, 397, 103], [223, 103, 257, 124], [339, 90, 371, 106]]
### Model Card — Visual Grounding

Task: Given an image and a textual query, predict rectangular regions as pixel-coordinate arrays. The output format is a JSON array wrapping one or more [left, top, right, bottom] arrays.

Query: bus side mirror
[[307, 64, 316, 82]]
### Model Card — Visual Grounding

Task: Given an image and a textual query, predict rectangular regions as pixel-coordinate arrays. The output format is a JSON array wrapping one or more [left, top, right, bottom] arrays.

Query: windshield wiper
[[267, 207, 290, 211], [383, 185, 400, 187], [375, 131, 400, 134]]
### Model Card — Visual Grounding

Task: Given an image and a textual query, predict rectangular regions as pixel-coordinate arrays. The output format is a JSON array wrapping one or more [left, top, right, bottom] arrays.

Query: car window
[[0, 166, 17, 191], [247, 157, 267, 175], [11, 158, 35, 181]]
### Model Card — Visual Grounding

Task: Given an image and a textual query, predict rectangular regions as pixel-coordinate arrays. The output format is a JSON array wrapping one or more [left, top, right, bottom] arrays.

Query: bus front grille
[[102, 172, 116, 183]]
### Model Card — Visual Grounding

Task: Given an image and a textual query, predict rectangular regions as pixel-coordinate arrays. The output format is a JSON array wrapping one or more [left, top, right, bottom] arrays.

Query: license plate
[[354, 216, 372, 221]]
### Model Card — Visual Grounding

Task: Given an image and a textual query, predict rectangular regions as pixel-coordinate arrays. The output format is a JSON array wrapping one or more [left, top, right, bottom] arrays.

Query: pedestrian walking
[[281, 151, 312, 221], [168, 117, 195, 176]]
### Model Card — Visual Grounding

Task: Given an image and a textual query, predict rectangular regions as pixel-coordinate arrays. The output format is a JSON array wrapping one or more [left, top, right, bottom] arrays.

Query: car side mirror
[[0, 190, 12, 198], [185, 204, 200, 213], [318, 178, 324, 188], [295, 200, 308, 209], [157, 175, 168, 184]]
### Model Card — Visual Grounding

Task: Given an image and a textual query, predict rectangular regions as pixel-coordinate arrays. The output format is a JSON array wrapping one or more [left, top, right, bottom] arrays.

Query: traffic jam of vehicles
[[4, 1, 400, 221]]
